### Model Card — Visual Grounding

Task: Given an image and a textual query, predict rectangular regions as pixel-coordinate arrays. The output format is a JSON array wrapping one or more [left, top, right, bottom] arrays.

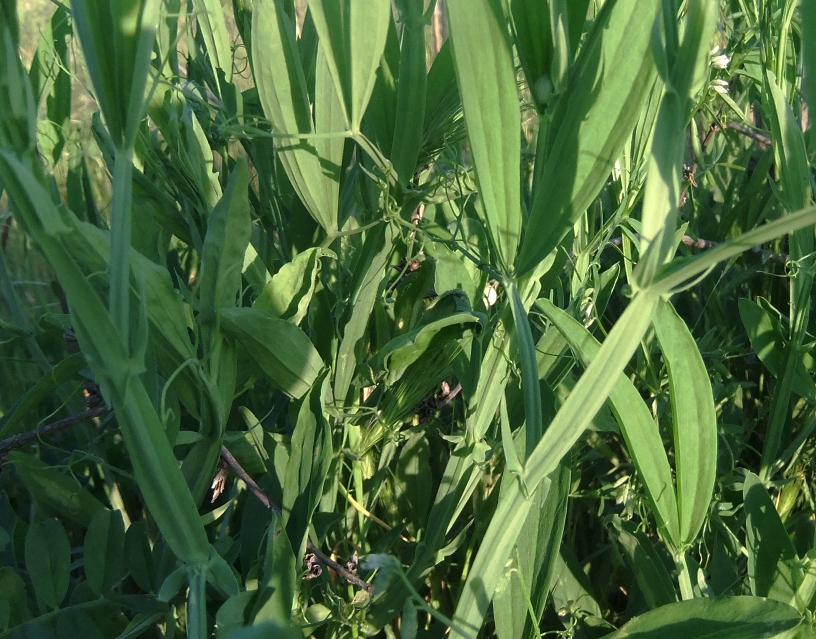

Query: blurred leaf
[[25, 518, 70, 609], [124, 520, 156, 593], [0, 566, 32, 630], [8, 452, 105, 527], [192, 0, 232, 85], [599, 596, 802, 638], [70, 0, 160, 147], [307, 0, 391, 130]]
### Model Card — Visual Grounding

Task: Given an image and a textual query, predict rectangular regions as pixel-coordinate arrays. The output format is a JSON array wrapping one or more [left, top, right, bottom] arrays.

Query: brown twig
[[726, 121, 773, 149], [219, 446, 374, 593], [0, 405, 112, 458]]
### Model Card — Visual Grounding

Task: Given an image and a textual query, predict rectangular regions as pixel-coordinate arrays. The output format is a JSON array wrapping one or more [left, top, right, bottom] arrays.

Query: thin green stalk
[[109, 148, 135, 337]]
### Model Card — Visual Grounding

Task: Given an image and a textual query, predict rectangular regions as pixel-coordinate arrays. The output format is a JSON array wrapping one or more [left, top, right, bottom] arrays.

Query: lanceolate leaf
[[537, 299, 681, 546], [599, 596, 802, 639], [251, 0, 342, 234], [652, 299, 717, 547], [283, 373, 333, 555], [219, 307, 324, 399], [307, 0, 391, 130], [743, 472, 802, 605], [516, 0, 660, 276], [446, 0, 520, 272]]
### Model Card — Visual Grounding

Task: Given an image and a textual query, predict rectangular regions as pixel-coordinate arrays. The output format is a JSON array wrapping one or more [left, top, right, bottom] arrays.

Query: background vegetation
[[1, 0, 816, 637]]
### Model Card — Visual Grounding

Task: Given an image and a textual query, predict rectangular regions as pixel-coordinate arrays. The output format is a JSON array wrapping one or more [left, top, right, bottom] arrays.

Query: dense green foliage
[[1, 0, 816, 637]]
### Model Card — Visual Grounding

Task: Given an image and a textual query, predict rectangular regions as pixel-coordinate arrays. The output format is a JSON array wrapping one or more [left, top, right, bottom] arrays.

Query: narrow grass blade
[[537, 299, 680, 546], [307, 0, 391, 131], [652, 299, 716, 547], [515, 0, 660, 276], [446, 0, 520, 272], [509, 281, 542, 455]]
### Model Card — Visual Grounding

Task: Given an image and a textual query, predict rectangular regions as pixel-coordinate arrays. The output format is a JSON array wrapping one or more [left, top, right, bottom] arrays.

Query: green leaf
[[8, 452, 105, 527], [536, 299, 680, 546], [125, 520, 156, 593], [282, 372, 333, 555], [446, 0, 520, 272], [250, 511, 296, 625], [516, 0, 660, 276], [334, 222, 395, 403], [494, 462, 570, 639], [253, 248, 335, 324], [70, 0, 160, 147], [191, 0, 232, 85], [390, 0, 427, 185], [368, 310, 483, 383], [743, 472, 802, 605], [251, 0, 343, 233], [738, 298, 816, 401], [25, 518, 70, 609], [220, 307, 324, 399], [307, 0, 391, 130], [0, 352, 88, 440], [84, 509, 125, 596], [611, 517, 677, 609], [598, 596, 802, 639], [453, 291, 660, 634], [509, 0, 552, 109], [652, 299, 717, 547], [0, 566, 32, 629], [199, 157, 252, 322], [509, 281, 542, 456]]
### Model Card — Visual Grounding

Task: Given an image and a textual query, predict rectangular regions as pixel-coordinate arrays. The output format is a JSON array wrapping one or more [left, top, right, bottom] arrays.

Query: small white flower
[[711, 78, 729, 94], [711, 54, 730, 69]]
